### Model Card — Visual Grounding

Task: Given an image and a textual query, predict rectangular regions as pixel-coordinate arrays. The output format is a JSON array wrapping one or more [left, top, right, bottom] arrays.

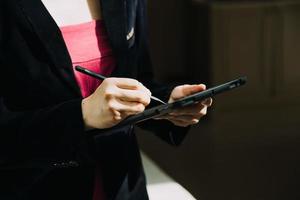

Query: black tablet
[[116, 76, 247, 127]]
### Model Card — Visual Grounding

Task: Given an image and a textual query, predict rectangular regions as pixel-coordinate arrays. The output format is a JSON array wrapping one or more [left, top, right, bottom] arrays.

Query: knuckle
[[104, 92, 113, 100], [106, 77, 115, 82], [101, 79, 108, 85], [104, 89, 116, 99], [107, 101, 115, 110], [132, 79, 139, 85], [136, 104, 145, 112], [126, 78, 139, 87], [136, 96, 144, 103], [138, 104, 145, 112], [102, 78, 111, 86], [134, 79, 143, 86]]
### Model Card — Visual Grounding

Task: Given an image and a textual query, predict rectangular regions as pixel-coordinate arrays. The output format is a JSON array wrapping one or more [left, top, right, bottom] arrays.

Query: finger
[[112, 110, 122, 121], [112, 78, 151, 96], [167, 115, 201, 123], [109, 78, 141, 89], [114, 88, 151, 106], [171, 84, 206, 101], [115, 98, 148, 116], [112, 109, 121, 117], [154, 115, 168, 120], [119, 111, 132, 119], [169, 103, 207, 116], [201, 98, 213, 107], [169, 119, 192, 127], [182, 84, 206, 95], [108, 99, 146, 114]]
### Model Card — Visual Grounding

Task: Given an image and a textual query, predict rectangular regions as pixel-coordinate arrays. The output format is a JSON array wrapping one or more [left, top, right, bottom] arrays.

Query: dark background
[[137, 0, 300, 199]]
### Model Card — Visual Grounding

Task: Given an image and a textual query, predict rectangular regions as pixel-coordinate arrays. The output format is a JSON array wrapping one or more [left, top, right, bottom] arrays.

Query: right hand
[[81, 78, 151, 129]]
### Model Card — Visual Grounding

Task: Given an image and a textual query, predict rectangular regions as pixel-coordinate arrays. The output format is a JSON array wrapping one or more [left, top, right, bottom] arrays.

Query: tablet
[[116, 76, 247, 127]]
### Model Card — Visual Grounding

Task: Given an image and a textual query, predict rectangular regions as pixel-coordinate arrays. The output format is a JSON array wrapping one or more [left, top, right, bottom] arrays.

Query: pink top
[[60, 20, 116, 200], [60, 20, 116, 98]]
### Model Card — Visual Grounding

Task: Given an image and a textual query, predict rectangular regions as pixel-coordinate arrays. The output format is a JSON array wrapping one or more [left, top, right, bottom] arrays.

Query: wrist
[[81, 97, 94, 131]]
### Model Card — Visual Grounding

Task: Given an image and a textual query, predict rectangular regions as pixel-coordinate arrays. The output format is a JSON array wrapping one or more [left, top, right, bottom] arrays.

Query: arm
[[0, 95, 90, 166], [135, 10, 190, 145], [135, 0, 212, 146], [0, 9, 89, 164]]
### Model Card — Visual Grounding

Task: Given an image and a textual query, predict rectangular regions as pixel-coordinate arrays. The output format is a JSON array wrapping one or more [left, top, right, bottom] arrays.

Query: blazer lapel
[[100, 0, 128, 53], [17, 0, 81, 96], [100, 0, 139, 78]]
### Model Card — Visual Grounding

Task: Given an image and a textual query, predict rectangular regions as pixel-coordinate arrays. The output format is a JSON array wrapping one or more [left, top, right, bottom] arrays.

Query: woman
[[0, 0, 212, 199]]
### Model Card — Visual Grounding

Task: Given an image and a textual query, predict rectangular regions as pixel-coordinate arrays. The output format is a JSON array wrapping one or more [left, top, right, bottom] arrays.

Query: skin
[[86, 0, 102, 20], [82, 78, 152, 129], [82, 79, 212, 129], [38, 0, 212, 129], [161, 84, 212, 127], [80, 0, 213, 129]]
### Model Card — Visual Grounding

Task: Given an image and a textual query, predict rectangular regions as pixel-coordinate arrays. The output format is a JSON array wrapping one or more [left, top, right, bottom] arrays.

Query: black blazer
[[0, 0, 188, 199]]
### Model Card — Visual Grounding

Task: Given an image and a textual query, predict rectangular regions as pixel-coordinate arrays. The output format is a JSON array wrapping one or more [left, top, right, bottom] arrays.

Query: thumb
[[182, 84, 206, 96], [171, 84, 206, 100]]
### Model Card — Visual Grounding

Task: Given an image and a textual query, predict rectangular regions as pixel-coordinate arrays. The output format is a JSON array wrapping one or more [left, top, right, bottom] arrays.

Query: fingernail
[[193, 119, 199, 123], [114, 116, 121, 120], [200, 84, 206, 90]]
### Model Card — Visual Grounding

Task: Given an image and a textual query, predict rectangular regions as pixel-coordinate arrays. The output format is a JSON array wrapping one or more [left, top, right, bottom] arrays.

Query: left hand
[[158, 84, 213, 127]]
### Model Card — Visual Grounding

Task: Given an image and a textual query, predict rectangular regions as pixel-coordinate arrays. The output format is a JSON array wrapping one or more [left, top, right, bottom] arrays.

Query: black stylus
[[75, 66, 166, 104]]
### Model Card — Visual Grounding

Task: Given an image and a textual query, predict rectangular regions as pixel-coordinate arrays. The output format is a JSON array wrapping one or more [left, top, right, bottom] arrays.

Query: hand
[[81, 78, 151, 129], [159, 84, 213, 127]]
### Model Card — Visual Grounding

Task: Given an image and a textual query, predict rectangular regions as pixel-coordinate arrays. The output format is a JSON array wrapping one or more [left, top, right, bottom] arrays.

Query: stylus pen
[[75, 66, 166, 105]]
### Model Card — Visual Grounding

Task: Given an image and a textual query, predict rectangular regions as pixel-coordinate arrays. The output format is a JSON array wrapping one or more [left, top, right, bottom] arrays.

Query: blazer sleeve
[[0, 94, 92, 168], [135, 0, 190, 146], [0, 58, 91, 167], [0, 3, 93, 167]]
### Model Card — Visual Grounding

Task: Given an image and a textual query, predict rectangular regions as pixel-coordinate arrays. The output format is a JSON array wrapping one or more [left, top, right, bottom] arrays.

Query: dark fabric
[[0, 0, 189, 199]]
